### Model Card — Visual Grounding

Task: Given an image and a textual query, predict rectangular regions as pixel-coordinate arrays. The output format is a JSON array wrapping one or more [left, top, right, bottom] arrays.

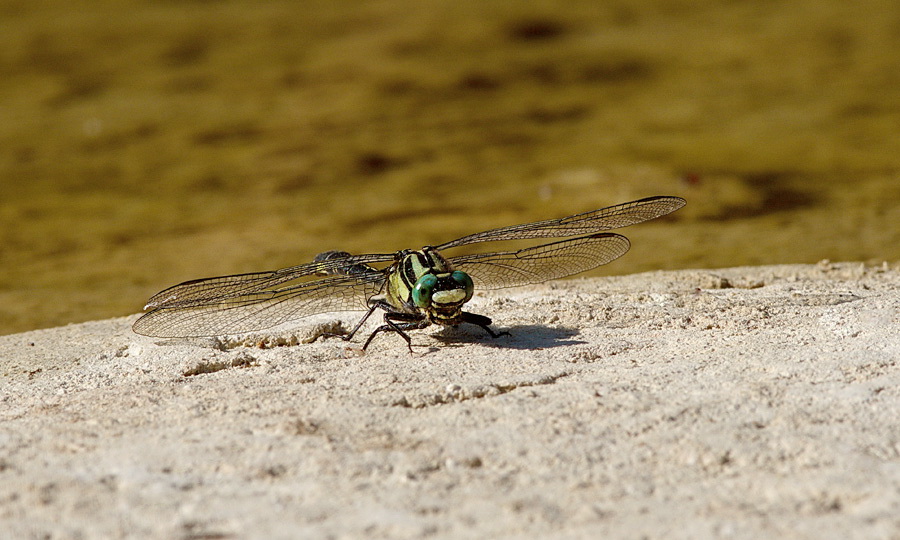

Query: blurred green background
[[2, 0, 899, 335]]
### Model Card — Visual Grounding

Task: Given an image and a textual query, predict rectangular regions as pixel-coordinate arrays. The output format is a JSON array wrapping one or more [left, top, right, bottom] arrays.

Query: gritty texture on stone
[[1, 263, 898, 539]]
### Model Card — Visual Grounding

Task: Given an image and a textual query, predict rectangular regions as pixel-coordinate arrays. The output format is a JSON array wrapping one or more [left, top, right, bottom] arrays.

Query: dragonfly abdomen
[[313, 251, 379, 277]]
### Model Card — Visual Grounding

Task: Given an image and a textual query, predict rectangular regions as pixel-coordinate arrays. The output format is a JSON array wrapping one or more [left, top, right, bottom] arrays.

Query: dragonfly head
[[411, 271, 474, 321]]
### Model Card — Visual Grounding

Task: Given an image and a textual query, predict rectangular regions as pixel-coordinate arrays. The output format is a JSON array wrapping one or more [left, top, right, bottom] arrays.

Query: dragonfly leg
[[363, 312, 430, 352], [321, 297, 392, 343], [461, 311, 510, 339], [336, 301, 383, 342]]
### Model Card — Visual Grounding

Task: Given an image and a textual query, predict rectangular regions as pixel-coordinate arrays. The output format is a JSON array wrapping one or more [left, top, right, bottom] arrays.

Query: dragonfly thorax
[[386, 248, 475, 324]]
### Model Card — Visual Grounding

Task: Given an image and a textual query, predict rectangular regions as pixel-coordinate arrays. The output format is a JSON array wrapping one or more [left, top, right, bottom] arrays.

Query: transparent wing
[[436, 195, 684, 250], [133, 262, 389, 338], [141, 252, 394, 310], [448, 233, 631, 290], [134, 196, 684, 337]]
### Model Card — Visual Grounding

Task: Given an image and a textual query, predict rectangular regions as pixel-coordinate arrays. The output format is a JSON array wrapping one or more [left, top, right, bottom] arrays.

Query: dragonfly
[[133, 195, 685, 351]]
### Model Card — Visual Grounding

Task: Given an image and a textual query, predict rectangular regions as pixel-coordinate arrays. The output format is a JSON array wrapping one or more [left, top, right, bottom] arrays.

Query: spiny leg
[[363, 312, 430, 352], [321, 298, 389, 343]]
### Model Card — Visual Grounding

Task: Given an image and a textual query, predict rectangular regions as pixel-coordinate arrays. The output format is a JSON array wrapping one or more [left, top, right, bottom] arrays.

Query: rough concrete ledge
[[1, 263, 898, 539]]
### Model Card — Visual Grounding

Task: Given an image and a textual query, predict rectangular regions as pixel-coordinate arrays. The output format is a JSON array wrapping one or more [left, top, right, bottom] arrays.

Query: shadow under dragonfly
[[428, 324, 585, 350]]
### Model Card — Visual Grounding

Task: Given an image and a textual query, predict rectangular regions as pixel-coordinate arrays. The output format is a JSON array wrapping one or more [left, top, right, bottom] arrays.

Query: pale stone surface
[[1, 263, 898, 539]]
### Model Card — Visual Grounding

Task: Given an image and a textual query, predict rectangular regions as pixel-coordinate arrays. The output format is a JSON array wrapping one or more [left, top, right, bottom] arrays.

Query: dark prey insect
[[132, 196, 685, 351]]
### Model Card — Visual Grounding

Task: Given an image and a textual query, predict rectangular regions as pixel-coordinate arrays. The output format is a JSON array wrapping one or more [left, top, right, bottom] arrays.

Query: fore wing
[[436, 195, 684, 250], [448, 233, 630, 290], [141, 253, 393, 310]]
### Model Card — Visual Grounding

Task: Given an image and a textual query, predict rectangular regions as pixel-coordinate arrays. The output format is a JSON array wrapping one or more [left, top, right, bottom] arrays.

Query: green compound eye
[[411, 273, 438, 308], [451, 271, 474, 302]]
